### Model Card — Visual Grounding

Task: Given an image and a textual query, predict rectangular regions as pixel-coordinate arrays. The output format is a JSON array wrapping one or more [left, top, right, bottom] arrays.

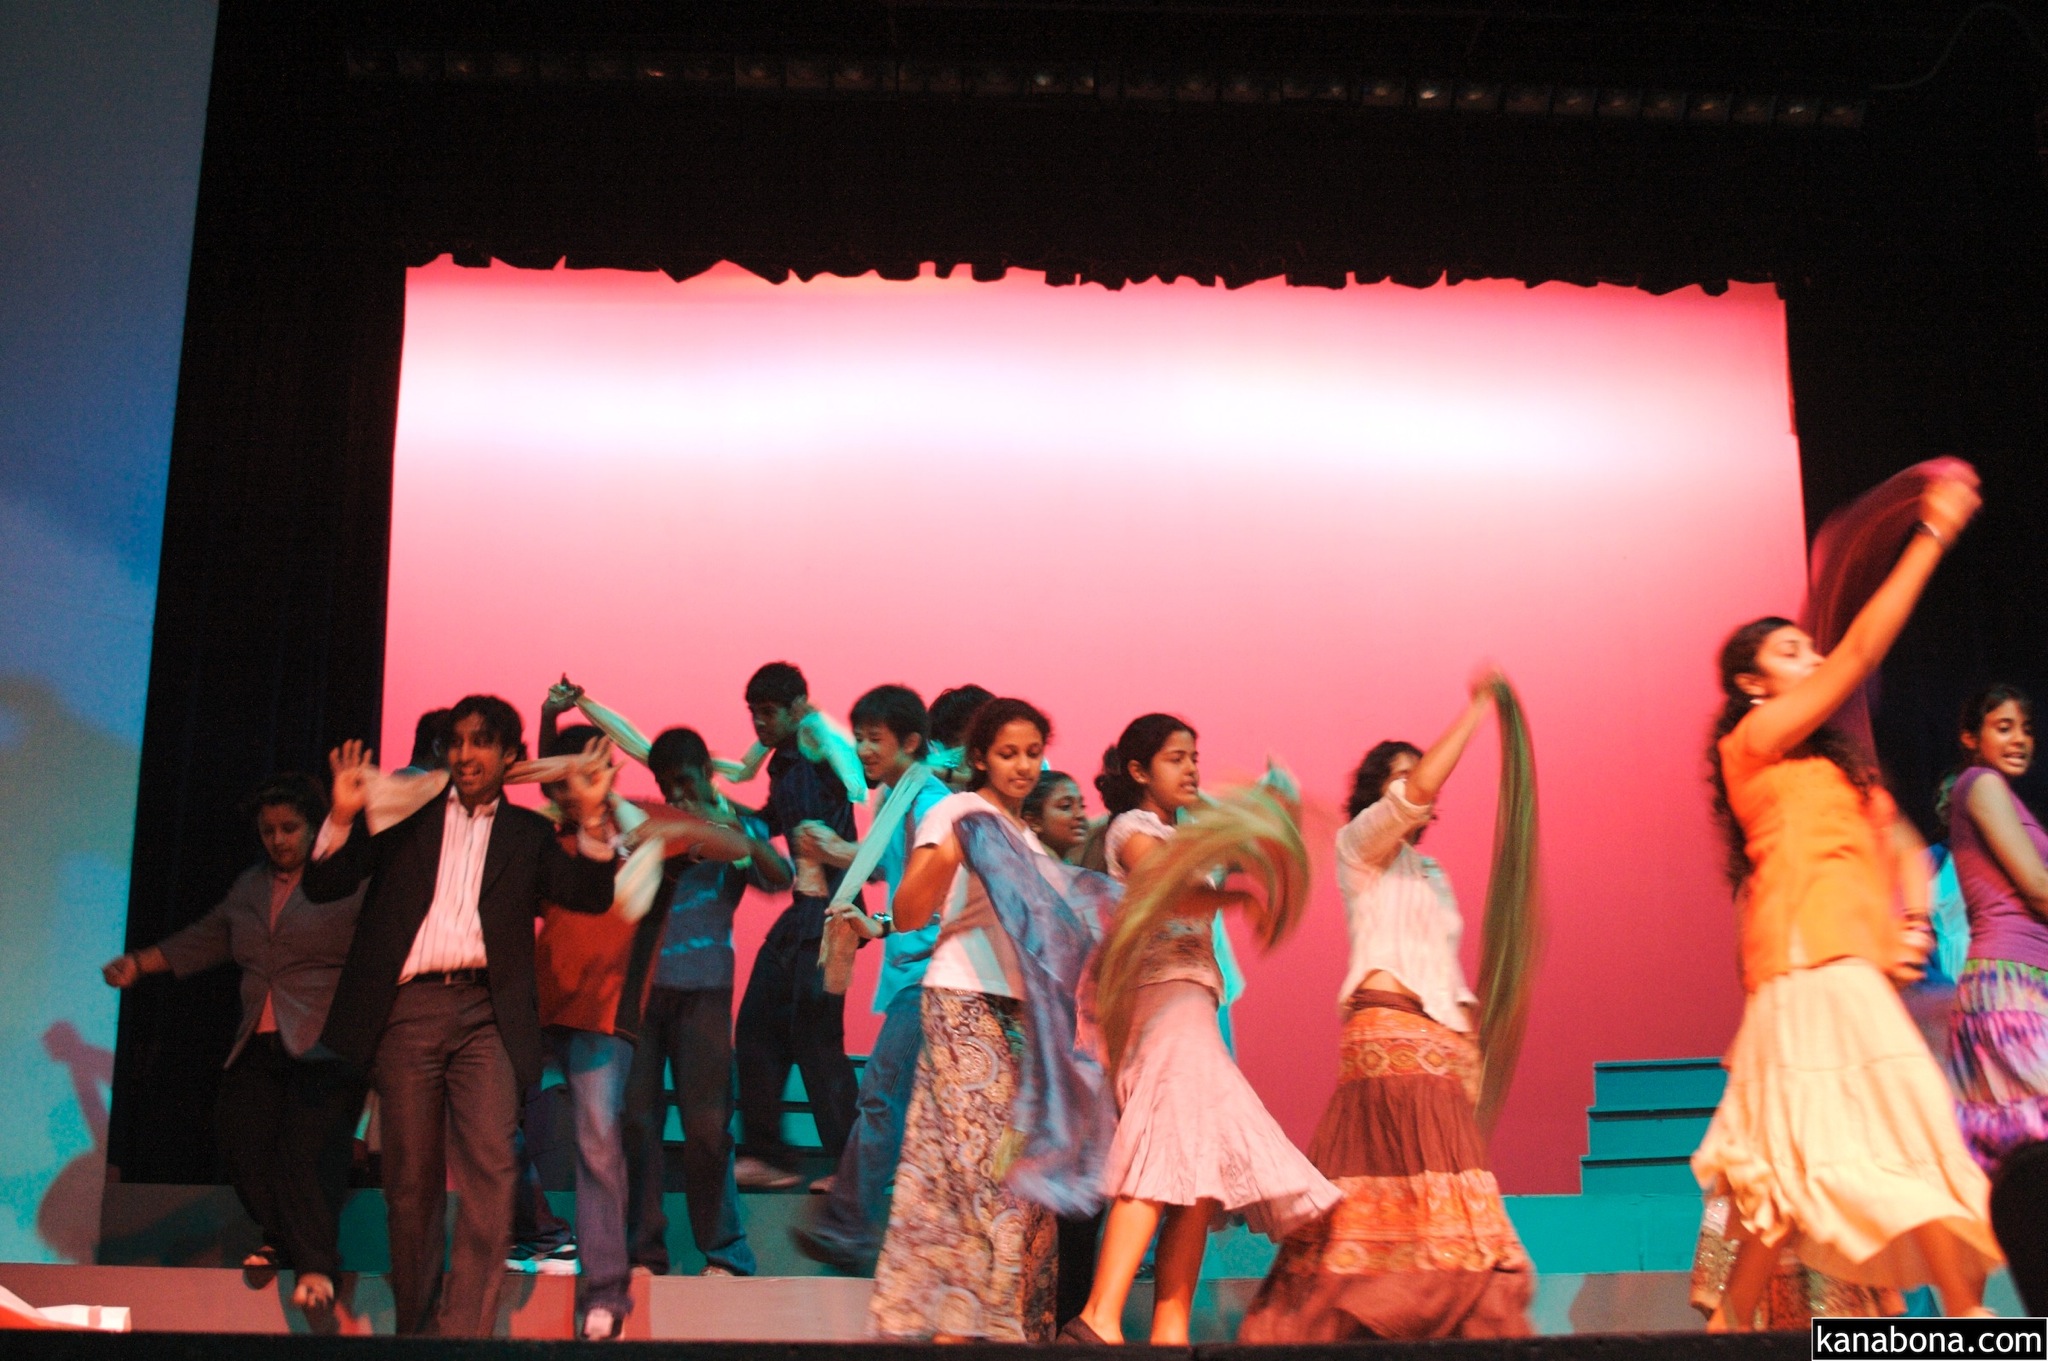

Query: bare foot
[[292, 1272, 335, 1312]]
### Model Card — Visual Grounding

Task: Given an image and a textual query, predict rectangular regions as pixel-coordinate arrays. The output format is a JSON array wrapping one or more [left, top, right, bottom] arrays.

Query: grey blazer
[[157, 863, 365, 1066]]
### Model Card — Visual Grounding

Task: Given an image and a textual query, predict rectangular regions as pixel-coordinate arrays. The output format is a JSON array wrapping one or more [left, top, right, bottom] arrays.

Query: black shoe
[[1058, 1317, 1109, 1345], [789, 1223, 875, 1276]]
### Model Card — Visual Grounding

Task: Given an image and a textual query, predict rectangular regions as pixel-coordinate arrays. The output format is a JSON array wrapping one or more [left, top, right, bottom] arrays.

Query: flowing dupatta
[[950, 811, 1121, 1217], [1474, 676, 1542, 1135], [1093, 787, 1310, 1076], [1799, 455, 1976, 767]]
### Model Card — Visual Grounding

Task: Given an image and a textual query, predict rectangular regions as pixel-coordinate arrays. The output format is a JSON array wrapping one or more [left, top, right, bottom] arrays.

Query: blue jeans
[[810, 985, 924, 1259], [549, 1028, 634, 1315]]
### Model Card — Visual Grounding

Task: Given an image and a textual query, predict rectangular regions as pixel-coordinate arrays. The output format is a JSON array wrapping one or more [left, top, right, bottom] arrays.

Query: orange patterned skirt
[[1237, 991, 1533, 1342]]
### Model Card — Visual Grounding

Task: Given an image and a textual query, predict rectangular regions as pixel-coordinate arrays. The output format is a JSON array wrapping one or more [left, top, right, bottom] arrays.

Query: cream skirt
[[1691, 958, 2002, 1288]]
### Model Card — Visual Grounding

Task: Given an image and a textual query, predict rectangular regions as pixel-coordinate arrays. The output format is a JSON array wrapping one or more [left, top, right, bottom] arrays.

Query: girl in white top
[[1068, 715, 1337, 1346], [867, 698, 1071, 1342], [1240, 671, 1535, 1343]]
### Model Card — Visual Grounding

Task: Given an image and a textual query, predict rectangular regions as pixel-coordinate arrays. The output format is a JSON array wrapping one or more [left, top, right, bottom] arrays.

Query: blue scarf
[[953, 810, 1119, 1216]]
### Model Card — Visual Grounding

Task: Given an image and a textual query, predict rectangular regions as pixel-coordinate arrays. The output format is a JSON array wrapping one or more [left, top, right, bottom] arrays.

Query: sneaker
[[733, 1156, 801, 1190], [808, 1173, 835, 1195], [789, 1223, 874, 1276], [699, 1264, 737, 1277], [506, 1241, 580, 1275], [582, 1305, 620, 1340]]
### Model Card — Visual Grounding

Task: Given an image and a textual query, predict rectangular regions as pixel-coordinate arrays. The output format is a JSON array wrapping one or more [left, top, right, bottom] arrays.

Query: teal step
[[1591, 1058, 1726, 1113], [1580, 1155, 1702, 1196], [1585, 1108, 1716, 1161]]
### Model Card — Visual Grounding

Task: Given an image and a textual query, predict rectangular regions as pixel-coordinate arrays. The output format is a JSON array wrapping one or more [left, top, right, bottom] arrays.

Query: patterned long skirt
[[1948, 958, 2048, 1172], [1237, 991, 1533, 1342], [868, 988, 1057, 1341], [1689, 1193, 1904, 1325]]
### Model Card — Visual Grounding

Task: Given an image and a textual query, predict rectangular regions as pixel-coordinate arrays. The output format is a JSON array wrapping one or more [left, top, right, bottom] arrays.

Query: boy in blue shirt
[[791, 684, 950, 1272]]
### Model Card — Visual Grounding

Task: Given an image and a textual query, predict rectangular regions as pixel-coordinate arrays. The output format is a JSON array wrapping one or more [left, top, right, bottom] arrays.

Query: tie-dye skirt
[[1948, 957, 2048, 1171]]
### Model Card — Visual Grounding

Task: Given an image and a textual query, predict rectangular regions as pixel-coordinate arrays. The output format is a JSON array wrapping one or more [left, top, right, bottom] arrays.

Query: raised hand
[[1468, 664, 1508, 704], [329, 740, 374, 823], [1920, 469, 1981, 547], [544, 675, 585, 715], [562, 736, 617, 824], [101, 954, 141, 988]]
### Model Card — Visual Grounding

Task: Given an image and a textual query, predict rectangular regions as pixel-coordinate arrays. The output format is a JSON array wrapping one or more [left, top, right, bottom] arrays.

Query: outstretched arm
[[571, 689, 653, 766], [1744, 475, 1979, 759], [1406, 670, 1501, 808]]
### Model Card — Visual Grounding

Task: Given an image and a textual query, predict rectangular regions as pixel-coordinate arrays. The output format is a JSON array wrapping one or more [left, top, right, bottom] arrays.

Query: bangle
[[873, 913, 893, 937], [1916, 520, 1950, 549]]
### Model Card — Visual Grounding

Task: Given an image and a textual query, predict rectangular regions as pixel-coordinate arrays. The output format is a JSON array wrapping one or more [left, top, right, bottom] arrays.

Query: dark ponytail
[[1094, 713, 1195, 816], [1707, 616, 1875, 890]]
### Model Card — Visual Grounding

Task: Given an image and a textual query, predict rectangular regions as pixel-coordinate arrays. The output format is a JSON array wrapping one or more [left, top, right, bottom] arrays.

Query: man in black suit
[[304, 694, 617, 1337]]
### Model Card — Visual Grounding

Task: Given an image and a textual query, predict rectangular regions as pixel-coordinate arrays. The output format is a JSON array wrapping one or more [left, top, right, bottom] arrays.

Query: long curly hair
[[1345, 740, 1423, 820], [1708, 616, 1875, 890]]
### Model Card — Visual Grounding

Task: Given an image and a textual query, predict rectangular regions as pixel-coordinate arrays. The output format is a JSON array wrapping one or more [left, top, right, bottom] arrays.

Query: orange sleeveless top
[[1719, 720, 1900, 992]]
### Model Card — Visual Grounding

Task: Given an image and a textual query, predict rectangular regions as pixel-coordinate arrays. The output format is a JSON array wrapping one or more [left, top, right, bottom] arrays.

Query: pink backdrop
[[385, 260, 1807, 1193]]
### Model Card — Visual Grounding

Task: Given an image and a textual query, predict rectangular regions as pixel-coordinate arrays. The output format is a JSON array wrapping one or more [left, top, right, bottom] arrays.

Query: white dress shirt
[[314, 787, 499, 979], [1333, 777, 1479, 1031]]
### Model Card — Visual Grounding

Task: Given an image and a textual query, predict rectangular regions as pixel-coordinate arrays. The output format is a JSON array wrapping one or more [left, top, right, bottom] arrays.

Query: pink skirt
[[1103, 979, 1340, 1240]]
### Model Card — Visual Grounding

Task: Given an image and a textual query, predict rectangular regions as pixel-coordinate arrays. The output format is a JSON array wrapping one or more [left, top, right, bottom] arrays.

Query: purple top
[[1951, 766, 2048, 971]]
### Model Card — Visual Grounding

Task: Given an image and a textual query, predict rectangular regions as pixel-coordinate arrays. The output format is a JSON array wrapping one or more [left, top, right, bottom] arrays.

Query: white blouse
[[1333, 777, 1478, 1031], [1104, 809, 1224, 996], [917, 791, 1059, 1000]]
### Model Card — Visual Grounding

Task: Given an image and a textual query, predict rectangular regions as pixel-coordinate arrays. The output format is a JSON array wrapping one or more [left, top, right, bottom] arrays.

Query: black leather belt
[[406, 968, 487, 986]]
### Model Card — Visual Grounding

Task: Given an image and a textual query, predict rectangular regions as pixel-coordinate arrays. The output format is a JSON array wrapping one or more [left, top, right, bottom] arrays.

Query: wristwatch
[[873, 913, 894, 937]]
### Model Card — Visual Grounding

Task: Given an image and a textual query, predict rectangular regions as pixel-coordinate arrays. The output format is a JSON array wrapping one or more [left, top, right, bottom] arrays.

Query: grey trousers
[[373, 978, 520, 1337]]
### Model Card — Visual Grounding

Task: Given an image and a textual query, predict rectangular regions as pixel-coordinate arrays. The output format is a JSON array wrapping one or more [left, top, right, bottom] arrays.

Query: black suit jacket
[[303, 793, 615, 1087]]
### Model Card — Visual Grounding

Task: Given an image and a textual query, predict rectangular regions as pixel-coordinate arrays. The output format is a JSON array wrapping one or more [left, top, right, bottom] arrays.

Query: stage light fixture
[[1029, 66, 1067, 96], [676, 56, 727, 91], [1776, 96, 1818, 127], [1504, 84, 1552, 115], [973, 65, 1021, 97], [635, 54, 681, 83], [1072, 67, 1098, 97], [1553, 86, 1596, 117], [345, 51, 390, 80], [1687, 92, 1731, 124], [926, 64, 963, 96], [1122, 69, 1170, 101], [1597, 88, 1641, 118], [784, 59, 828, 92], [1820, 99, 1865, 129], [1414, 79, 1453, 110], [1176, 72, 1218, 102], [444, 52, 485, 81], [490, 52, 530, 81], [1456, 82, 1501, 112], [1731, 93, 1773, 125], [535, 52, 579, 82], [1221, 72, 1269, 103], [734, 57, 781, 91], [1359, 77, 1405, 107], [585, 53, 630, 81], [831, 60, 879, 93], [1642, 90, 1685, 121]]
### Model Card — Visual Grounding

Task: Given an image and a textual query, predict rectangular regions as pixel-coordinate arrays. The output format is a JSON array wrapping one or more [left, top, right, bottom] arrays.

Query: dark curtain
[[112, 0, 2048, 1181]]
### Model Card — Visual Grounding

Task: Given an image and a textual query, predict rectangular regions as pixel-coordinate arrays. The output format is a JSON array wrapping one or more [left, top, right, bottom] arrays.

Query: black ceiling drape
[[111, 0, 2048, 1183]]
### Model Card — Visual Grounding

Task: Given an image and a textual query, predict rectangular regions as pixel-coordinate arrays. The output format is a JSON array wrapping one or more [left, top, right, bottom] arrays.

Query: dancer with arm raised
[[1064, 715, 1334, 1345], [1239, 671, 1538, 1342], [1691, 467, 2001, 1327]]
